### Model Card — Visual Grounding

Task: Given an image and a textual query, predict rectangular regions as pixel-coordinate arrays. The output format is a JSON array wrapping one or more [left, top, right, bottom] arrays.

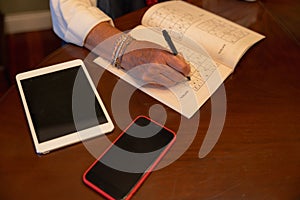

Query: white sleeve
[[50, 0, 114, 46]]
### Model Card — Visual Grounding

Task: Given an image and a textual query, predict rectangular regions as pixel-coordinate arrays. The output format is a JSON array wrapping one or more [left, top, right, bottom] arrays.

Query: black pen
[[162, 29, 178, 55], [162, 30, 191, 81]]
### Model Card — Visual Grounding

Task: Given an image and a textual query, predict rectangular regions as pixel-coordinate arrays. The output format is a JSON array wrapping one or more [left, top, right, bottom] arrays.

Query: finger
[[164, 52, 191, 76], [142, 72, 176, 87], [124, 63, 174, 87], [147, 63, 188, 85]]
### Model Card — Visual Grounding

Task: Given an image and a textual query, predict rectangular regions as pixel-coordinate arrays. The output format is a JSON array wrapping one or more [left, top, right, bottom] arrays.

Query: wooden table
[[1, 0, 299, 199]]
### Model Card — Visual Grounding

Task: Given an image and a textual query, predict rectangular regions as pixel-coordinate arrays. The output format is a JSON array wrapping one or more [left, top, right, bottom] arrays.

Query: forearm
[[84, 21, 122, 60], [50, 0, 113, 46]]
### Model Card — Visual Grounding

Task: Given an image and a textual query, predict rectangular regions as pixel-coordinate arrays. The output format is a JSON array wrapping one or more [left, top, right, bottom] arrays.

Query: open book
[[94, 1, 265, 118]]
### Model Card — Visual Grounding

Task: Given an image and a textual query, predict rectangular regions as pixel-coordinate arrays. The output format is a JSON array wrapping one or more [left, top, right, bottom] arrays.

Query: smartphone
[[83, 116, 176, 200]]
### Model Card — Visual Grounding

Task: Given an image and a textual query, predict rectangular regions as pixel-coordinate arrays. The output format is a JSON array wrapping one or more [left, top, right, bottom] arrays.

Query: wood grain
[[0, 0, 299, 199]]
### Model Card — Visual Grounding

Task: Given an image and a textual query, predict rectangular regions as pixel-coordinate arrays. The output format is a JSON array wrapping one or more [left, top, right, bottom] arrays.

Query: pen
[[162, 29, 178, 55], [162, 30, 191, 81]]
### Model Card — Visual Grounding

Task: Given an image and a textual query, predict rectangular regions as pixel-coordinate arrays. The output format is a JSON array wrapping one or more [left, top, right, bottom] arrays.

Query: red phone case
[[83, 115, 176, 200]]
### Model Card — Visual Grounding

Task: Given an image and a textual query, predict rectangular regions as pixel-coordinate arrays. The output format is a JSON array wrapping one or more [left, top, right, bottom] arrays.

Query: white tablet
[[16, 59, 114, 154]]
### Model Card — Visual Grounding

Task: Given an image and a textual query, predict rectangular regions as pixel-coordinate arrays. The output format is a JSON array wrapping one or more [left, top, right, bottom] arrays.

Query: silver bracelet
[[111, 34, 134, 69]]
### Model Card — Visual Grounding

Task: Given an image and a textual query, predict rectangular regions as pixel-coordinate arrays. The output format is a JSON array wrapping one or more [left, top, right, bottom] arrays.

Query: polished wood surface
[[1, 0, 299, 199], [0, 29, 62, 97], [5, 29, 62, 83]]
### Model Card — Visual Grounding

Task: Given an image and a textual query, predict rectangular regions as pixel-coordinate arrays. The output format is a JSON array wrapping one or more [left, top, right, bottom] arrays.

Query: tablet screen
[[21, 65, 108, 143]]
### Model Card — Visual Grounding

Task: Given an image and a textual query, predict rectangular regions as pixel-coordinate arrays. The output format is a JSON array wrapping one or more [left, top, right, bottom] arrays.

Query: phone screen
[[83, 116, 175, 200]]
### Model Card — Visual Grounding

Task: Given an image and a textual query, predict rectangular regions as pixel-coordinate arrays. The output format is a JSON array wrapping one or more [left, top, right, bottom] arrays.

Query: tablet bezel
[[16, 59, 114, 154]]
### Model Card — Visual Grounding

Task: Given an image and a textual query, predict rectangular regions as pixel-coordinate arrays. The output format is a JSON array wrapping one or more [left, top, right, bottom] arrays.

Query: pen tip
[[187, 76, 191, 81]]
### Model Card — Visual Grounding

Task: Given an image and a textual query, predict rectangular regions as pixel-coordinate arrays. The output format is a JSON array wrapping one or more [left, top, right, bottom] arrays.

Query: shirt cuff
[[65, 7, 114, 46]]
